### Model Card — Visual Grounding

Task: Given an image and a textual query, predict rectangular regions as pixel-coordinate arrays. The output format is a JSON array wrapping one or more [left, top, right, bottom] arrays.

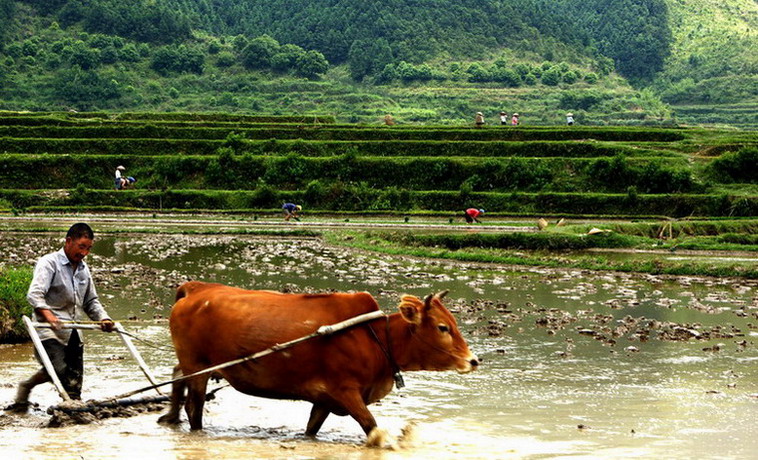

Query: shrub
[[0, 267, 33, 343], [541, 67, 562, 86], [216, 51, 236, 68], [706, 147, 758, 183]]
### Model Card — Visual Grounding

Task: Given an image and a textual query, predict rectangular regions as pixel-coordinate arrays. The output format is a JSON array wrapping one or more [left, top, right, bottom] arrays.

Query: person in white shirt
[[115, 165, 126, 189], [9, 223, 114, 411]]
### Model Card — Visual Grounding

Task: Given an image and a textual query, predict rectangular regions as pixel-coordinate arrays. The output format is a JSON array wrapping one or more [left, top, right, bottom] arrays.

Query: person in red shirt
[[464, 208, 484, 224]]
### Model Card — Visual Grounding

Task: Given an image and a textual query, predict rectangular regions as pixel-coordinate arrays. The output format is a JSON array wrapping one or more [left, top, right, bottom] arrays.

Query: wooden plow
[[22, 315, 169, 414]]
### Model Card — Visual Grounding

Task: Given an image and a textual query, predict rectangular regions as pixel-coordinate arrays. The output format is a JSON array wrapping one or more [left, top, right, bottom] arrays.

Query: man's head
[[64, 223, 94, 266]]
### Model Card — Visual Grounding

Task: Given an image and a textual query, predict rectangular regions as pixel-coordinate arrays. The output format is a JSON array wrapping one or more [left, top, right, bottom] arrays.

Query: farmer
[[114, 165, 126, 190], [500, 111, 508, 125], [9, 223, 114, 411], [474, 112, 485, 128], [282, 203, 302, 221], [566, 113, 575, 126], [464, 208, 484, 224]]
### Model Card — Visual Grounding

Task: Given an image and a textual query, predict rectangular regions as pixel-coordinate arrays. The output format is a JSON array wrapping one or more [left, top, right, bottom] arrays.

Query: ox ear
[[399, 296, 423, 325]]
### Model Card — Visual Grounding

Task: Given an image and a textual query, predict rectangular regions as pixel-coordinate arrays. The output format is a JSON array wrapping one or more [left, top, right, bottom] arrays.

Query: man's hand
[[38, 309, 62, 331], [100, 319, 115, 333]]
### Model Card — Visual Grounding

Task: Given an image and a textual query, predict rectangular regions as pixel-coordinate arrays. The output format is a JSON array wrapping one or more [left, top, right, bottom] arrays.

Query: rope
[[115, 329, 174, 352], [367, 317, 404, 389]]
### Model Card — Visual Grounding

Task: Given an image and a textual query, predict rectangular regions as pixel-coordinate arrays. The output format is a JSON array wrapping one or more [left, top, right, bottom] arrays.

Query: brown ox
[[158, 281, 478, 444]]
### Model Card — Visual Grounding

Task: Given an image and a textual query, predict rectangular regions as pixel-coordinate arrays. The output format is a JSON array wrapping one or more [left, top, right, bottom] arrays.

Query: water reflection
[[0, 233, 756, 459]]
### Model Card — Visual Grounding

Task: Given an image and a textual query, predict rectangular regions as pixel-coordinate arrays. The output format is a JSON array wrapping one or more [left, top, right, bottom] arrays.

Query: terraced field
[[0, 111, 755, 218]]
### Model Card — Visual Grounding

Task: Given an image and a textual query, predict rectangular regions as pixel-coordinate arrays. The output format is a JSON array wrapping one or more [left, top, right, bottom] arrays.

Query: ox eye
[[438, 324, 449, 333]]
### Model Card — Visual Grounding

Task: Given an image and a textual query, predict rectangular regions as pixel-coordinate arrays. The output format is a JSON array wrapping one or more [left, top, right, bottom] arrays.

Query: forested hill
[[0, 0, 755, 127], [7, 0, 672, 81]]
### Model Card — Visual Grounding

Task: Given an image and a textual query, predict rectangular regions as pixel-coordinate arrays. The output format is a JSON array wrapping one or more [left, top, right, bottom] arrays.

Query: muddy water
[[1, 233, 757, 459]]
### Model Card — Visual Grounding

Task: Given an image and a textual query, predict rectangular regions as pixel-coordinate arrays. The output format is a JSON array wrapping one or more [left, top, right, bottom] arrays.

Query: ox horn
[[423, 293, 434, 307], [434, 289, 449, 300]]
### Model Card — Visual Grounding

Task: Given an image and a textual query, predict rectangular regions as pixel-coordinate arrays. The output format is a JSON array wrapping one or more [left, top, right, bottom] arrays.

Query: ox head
[[397, 290, 479, 374]]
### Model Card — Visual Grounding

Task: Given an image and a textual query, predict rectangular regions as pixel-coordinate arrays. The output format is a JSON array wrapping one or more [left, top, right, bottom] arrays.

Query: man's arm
[[27, 258, 61, 330]]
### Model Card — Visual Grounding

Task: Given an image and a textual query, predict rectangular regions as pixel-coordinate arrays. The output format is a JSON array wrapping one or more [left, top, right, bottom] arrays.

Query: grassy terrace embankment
[[0, 111, 755, 218]]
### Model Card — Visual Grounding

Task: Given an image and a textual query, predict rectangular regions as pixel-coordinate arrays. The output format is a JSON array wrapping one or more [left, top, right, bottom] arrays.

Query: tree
[[151, 45, 205, 75], [348, 38, 393, 80], [52, 67, 122, 109], [492, 67, 521, 87], [118, 44, 141, 62], [295, 50, 329, 79], [0, 0, 13, 40], [67, 42, 101, 70], [541, 67, 562, 86], [271, 44, 306, 72], [562, 70, 579, 84], [241, 35, 281, 70], [467, 63, 491, 83]]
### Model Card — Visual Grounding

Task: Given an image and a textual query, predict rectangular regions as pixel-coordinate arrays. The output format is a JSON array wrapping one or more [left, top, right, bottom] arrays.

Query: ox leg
[[341, 392, 378, 437], [305, 403, 331, 437], [185, 374, 210, 431], [158, 365, 185, 425], [341, 391, 398, 449]]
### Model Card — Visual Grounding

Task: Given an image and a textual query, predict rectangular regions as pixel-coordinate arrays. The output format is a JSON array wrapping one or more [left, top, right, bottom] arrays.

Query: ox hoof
[[157, 412, 180, 425], [366, 427, 399, 450]]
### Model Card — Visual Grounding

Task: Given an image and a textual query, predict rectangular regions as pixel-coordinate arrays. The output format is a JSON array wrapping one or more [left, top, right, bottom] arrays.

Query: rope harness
[[367, 316, 405, 389]]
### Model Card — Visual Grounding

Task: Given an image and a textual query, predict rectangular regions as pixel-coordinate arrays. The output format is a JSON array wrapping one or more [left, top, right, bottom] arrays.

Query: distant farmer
[[114, 165, 126, 189], [500, 111, 508, 125], [464, 208, 484, 224], [123, 176, 137, 188], [10, 223, 114, 411], [511, 113, 520, 126], [384, 114, 395, 126], [282, 203, 302, 221], [474, 112, 485, 128], [566, 113, 574, 126]]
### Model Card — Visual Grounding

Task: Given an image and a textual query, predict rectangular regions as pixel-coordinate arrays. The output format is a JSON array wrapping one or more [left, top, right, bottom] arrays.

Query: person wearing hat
[[464, 208, 484, 224], [474, 112, 485, 128], [499, 111, 508, 125], [282, 203, 302, 221], [114, 165, 126, 190], [566, 113, 574, 126], [511, 113, 520, 126]]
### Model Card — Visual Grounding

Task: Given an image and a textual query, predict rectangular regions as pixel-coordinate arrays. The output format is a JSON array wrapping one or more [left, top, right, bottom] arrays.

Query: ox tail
[[175, 281, 207, 302]]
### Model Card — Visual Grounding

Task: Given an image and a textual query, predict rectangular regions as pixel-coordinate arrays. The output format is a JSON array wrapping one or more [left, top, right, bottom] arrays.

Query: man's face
[[63, 236, 94, 265]]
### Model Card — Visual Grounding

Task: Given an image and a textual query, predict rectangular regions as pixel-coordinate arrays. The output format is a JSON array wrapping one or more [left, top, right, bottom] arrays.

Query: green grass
[[328, 231, 758, 278]]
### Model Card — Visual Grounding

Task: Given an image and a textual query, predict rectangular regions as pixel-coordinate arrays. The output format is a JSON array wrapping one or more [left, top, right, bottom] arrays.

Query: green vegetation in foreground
[[0, 266, 32, 343], [325, 229, 758, 279]]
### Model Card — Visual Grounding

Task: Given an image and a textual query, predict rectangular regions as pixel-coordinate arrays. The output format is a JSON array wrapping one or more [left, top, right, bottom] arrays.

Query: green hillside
[[0, 0, 755, 127], [653, 0, 758, 128]]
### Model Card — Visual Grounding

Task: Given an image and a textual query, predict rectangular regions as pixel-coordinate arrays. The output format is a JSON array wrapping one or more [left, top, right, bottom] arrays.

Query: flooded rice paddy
[[1, 232, 757, 459]]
